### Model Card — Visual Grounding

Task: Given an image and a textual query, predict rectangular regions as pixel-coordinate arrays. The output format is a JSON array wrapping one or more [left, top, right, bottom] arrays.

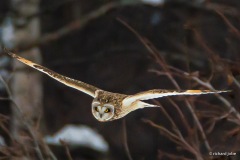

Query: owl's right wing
[[123, 89, 229, 106], [8, 52, 100, 97]]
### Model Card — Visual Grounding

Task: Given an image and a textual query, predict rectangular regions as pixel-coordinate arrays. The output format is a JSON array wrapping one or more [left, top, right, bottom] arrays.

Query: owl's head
[[91, 101, 115, 122], [91, 90, 127, 122]]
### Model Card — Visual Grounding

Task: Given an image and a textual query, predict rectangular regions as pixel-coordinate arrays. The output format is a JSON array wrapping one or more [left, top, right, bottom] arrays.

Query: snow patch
[[142, 0, 165, 5], [44, 125, 109, 152]]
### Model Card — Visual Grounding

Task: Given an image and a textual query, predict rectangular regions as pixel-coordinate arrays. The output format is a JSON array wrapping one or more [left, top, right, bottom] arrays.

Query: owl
[[8, 52, 229, 122]]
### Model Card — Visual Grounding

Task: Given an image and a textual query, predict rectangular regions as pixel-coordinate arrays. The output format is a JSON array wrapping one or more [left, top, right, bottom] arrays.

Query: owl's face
[[91, 101, 115, 122]]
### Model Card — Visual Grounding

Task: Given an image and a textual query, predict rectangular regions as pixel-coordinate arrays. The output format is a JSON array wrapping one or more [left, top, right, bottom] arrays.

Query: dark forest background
[[0, 0, 240, 160]]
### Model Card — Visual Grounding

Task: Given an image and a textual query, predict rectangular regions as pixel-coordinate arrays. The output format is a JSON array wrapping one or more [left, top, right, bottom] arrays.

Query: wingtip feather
[[186, 90, 230, 94], [7, 52, 18, 58]]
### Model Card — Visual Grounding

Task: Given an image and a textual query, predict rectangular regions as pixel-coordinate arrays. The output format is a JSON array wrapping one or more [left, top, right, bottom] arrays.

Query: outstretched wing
[[123, 89, 229, 106], [8, 52, 100, 97]]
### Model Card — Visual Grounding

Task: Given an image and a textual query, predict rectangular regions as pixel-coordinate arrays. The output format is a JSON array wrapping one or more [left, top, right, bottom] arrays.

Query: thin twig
[[26, 125, 45, 160], [215, 10, 240, 37], [166, 98, 191, 132], [233, 77, 240, 89], [205, 2, 240, 16], [152, 100, 188, 137], [158, 149, 193, 160], [60, 140, 73, 160], [122, 119, 133, 160]]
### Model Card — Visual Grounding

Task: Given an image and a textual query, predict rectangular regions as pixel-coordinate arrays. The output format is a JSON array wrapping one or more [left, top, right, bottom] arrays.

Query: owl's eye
[[95, 107, 99, 112], [104, 108, 110, 113]]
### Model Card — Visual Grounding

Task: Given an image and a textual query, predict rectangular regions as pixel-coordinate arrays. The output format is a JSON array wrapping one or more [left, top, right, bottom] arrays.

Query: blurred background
[[0, 0, 240, 159]]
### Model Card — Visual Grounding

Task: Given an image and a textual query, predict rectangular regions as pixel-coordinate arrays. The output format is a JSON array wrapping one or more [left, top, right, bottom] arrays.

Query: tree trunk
[[10, 0, 43, 159]]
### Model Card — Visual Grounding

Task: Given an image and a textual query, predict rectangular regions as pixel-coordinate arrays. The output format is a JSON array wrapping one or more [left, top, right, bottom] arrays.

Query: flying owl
[[7, 52, 229, 122]]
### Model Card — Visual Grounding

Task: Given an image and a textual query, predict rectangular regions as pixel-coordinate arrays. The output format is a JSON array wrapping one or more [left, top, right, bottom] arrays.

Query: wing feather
[[123, 89, 229, 106], [8, 52, 99, 97]]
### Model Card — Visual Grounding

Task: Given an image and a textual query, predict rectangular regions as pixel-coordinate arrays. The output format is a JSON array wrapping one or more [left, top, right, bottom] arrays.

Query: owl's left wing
[[123, 89, 229, 106], [8, 52, 100, 97]]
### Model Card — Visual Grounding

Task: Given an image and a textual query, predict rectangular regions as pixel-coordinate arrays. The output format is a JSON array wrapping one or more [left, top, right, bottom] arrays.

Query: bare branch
[[215, 10, 240, 38], [142, 119, 203, 160], [15, 2, 120, 51], [118, 19, 211, 152], [169, 66, 240, 124]]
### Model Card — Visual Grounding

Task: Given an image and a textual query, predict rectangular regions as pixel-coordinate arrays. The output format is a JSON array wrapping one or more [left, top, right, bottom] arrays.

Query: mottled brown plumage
[[94, 90, 127, 120]]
